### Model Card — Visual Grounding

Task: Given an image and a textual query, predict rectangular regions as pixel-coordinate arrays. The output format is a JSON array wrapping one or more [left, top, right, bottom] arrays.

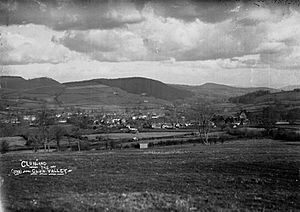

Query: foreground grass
[[1, 139, 299, 211]]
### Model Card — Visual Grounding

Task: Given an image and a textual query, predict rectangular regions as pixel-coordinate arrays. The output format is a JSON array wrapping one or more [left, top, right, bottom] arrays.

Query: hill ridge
[[64, 77, 193, 101]]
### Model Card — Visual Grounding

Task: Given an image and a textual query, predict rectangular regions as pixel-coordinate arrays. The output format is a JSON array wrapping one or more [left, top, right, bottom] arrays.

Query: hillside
[[173, 83, 277, 102], [58, 84, 171, 112], [0, 76, 61, 90], [280, 85, 300, 91], [2, 76, 297, 115], [254, 90, 300, 104], [0, 76, 174, 111], [0, 76, 65, 109], [229, 89, 300, 105], [228, 90, 300, 117], [64, 77, 193, 101]]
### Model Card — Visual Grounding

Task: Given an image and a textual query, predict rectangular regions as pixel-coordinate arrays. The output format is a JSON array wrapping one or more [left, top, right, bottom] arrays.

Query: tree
[[70, 127, 81, 151], [261, 107, 280, 135], [0, 123, 15, 137], [36, 105, 54, 152], [50, 125, 66, 151], [286, 108, 300, 124], [190, 102, 216, 144], [0, 140, 9, 154], [211, 115, 225, 128], [29, 133, 42, 152]]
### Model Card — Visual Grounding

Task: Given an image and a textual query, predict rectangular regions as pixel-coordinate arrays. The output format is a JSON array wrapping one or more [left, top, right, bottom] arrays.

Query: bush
[[218, 134, 236, 142], [0, 140, 9, 154], [71, 140, 90, 151], [132, 143, 140, 148], [271, 129, 300, 141], [80, 140, 91, 150], [110, 140, 117, 149], [123, 144, 131, 149], [148, 142, 154, 147], [120, 138, 132, 143], [227, 127, 265, 139]]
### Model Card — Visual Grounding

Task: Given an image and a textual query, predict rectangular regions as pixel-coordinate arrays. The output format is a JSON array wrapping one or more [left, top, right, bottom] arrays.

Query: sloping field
[[59, 84, 170, 110], [64, 77, 193, 101], [174, 83, 277, 103], [1, 139, 299, 211], [254, 91, 300, 103]]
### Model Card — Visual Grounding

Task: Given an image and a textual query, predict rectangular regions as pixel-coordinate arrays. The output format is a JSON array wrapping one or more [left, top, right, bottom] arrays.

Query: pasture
[[83, 131, 192, 140], [0, 139, 299, 211]]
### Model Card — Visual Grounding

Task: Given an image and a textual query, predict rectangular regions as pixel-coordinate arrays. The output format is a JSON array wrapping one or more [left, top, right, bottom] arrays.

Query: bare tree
[[191, 102, 215, 144], [36, 105, 54, 152]]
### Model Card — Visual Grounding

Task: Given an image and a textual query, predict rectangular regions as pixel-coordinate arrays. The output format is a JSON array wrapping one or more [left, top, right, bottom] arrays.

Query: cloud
[[0, 24, 85, 65], [143, 0, 237, 23], [1, 0, 300, 73], [58, 29, 148, 61], [255, 9, 300, 69], [56, 4, 265, 62], [0, 0, 144, 30], [55, 3, 300, 71]]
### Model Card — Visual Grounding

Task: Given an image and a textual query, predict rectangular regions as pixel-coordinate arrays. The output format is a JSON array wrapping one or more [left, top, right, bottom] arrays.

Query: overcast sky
[[0, 0, 300, 88]]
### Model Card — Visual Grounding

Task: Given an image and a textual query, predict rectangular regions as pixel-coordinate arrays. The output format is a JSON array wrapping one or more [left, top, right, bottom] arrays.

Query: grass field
[[83, 132, 192, 140], [1, 139, 299, 211]]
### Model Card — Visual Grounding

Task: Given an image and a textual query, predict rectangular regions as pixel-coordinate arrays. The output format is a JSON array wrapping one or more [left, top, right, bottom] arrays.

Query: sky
[[0, 0, 300, 88]]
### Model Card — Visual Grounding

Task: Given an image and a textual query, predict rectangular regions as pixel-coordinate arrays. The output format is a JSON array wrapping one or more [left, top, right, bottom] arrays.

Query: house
[[58, 119, 67, 124], [151, 123, 161, 129], [275, 121, 290, 125], [139, 143, 148, 149], [23, 115, 37, 122], [161, 123, 174, 129]]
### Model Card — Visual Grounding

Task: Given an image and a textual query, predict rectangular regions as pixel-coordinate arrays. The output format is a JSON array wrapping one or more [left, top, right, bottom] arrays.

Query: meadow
[[1, 139, 299, 211], [83, 131, 192, 140]]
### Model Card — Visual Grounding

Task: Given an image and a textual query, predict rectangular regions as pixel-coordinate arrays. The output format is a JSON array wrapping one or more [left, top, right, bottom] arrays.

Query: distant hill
[[280, 85, 300, 91], [227, 89, 300, 115], [228, 90, 271, 104], [58, 84, 170, 112], [173, 82, 277, 102], [229, 89, 300, 104], [254, 90, 300, 104], [3, 76, 295, 115], [0, 76, 175, 111], [0, 76, 62, 90], [64, 77, 193, 101], [0, 76, 65, 108]]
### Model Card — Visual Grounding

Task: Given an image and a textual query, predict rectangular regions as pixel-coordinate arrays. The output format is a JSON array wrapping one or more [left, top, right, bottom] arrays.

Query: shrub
[[120, 138, 132, 143], [148, 142, 154, 147], [71, 140, 90, 151], [109, 140, 116, 149], [272, 129, 300, 141], [227, 127, 265, 139], [219, 134, 236, 142], [132, 143, 140, 148], [123, 144, 130, 149], [0, 140, 9, 154]]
